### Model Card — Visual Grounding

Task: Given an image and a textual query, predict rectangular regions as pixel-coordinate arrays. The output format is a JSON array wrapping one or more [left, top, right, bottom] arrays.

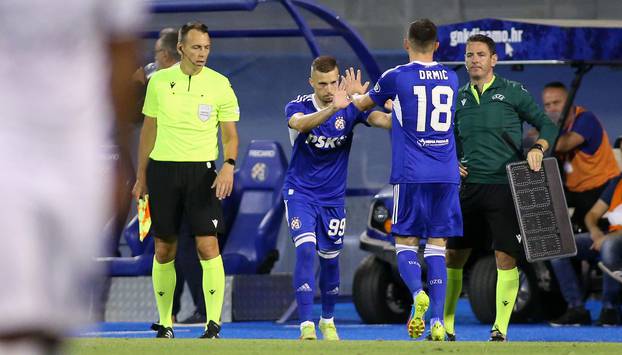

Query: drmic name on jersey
[[305, 133, 347, 149], [419, 69, 449, 80]]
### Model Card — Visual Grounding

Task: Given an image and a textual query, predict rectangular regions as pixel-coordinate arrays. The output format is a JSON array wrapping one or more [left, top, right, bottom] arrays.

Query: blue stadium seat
[[98, 216, 155, 276], [222, 140, 288, 274], [99, 140, 287, 276]]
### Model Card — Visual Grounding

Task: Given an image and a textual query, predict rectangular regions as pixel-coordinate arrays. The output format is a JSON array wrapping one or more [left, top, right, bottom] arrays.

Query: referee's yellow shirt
[[143, 64, 240, 162]]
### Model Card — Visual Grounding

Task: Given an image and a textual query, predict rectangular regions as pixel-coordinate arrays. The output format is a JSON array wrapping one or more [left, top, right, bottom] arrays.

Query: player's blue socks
[[396, 244, 422, 295], [319, 251, 340, 319], [294, 242, 316, 323], [424, 244, 447, 321]]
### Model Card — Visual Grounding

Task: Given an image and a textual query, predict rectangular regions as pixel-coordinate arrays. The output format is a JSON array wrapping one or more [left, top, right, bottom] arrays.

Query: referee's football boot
[[151, 323, 174, 339], [200, 320, 221, 339], [488, 327, 507, 342], [407, 290, 430, 338]]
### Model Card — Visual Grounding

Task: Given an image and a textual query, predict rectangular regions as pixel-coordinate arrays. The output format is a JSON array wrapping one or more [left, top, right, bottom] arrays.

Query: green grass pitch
[[66, 339, 620, 355]]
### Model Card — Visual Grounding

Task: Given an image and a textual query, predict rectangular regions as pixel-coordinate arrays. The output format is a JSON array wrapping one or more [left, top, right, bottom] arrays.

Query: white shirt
[[0, 0, 145, 181]]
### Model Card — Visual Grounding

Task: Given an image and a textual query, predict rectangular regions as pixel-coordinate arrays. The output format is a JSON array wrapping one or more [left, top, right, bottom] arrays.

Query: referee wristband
[[224, 158, 236, 167]]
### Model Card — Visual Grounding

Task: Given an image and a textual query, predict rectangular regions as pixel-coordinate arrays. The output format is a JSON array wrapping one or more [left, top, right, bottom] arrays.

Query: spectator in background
[[132, 28, 179, 96], [542, 82, 620, 232], [549, 172, 622, 326], [0, 0, 143, 354], [542, 82, 620, 326]]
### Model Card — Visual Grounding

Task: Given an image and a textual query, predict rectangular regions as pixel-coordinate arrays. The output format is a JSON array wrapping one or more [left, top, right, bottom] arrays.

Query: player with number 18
[[352, 19, 462, 341]]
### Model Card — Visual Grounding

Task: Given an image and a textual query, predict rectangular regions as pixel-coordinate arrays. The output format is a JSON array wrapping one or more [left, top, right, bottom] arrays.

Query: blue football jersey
[[369, 61, 460, 184], [283, 94, 369, 206]]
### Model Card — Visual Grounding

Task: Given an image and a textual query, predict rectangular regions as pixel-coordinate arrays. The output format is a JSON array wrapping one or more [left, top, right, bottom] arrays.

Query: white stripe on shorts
[[294, 235, 316, 247], [293, 232, 315, 242], [318, 250, 340, 259], [392, 184, 400, 225]]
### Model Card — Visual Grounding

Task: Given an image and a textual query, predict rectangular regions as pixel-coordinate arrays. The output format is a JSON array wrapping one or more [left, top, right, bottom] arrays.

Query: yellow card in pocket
[[138, 195, 151, 241]]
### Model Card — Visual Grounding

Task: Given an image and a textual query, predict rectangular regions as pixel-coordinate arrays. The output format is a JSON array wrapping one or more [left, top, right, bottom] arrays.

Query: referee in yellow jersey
[[132, 21, 240, 339]]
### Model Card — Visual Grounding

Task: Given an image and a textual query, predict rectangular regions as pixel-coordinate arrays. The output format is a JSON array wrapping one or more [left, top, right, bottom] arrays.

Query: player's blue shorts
[[284, 199, 345, 258], [391, 182, 463, 238]]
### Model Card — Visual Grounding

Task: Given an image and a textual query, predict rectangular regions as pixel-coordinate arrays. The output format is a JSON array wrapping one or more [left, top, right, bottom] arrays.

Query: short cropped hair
[[159, 27, 176, 37], [467, 34, 497, 55], [544, 81, 567, 91], [178, 21, 209, 43], [407, 19, 437, 49], [160, 30, 180, 61], [311, 55, 338, 74]]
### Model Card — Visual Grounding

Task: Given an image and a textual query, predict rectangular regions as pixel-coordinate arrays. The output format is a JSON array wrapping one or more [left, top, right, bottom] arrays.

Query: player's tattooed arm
[[288, 80, 350, 133]]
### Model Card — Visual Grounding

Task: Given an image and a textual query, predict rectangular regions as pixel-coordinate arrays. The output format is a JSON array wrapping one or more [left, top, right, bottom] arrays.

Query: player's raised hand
[[332, 79, 350, 109], [343, 67, 370, 96]]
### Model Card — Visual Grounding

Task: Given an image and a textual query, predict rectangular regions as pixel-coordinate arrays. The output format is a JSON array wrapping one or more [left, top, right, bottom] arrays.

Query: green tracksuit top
[[454, 75, 557, 184]]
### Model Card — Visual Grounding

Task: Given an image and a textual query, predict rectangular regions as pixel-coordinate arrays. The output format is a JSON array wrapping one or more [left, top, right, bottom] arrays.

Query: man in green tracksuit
[[443, 34, 558, 341]]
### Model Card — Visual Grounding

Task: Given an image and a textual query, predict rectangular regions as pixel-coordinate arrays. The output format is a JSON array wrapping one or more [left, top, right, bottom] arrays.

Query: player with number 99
[[283, 56, 390, 340]]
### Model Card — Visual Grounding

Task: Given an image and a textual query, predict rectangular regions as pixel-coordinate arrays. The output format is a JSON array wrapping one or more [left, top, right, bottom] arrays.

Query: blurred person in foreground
[[0, 0, 144, 354]]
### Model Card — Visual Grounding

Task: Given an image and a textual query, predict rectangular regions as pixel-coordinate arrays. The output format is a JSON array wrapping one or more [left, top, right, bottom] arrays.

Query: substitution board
[[506, 157, 577, 262]]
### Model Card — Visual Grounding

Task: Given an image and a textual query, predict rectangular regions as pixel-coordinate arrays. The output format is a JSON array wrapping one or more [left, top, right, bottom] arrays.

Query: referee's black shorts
[[447, 183, 523, 257], [146, 159, 225, 238]]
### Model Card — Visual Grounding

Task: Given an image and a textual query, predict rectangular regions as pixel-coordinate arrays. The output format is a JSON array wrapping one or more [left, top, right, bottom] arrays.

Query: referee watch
[[224, 158, 236, 167], [529, 143, 545, 154]]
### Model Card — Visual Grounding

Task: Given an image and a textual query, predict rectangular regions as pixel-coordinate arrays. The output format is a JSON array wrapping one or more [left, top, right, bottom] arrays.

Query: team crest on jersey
[[290, 217, 302, 230], [334, 116, 345, 130]]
